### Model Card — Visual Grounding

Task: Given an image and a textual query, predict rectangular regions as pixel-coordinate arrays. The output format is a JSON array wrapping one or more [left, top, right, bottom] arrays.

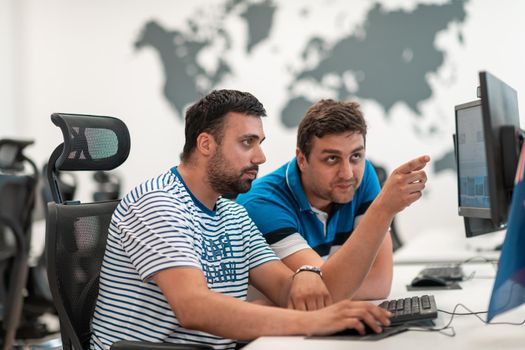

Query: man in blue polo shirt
[[238, 99, 430, 305]]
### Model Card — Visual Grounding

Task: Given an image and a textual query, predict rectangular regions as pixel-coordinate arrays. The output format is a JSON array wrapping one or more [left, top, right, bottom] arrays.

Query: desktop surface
[[393, 228, 502, 264], [244, 262, 525, 350]]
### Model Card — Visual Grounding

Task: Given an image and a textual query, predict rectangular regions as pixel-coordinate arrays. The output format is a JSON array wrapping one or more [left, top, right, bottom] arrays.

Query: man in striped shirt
[[90, 90, 392, 350]]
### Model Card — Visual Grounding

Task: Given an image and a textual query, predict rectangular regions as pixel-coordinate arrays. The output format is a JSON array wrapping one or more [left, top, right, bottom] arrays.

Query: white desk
[[245, 257, 525, 349], [394, 228, 503, 264]]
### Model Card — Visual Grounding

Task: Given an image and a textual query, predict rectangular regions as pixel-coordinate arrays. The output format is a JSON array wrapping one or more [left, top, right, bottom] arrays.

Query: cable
[[460, 256, 497, 264], [442, 303, 525, 326], [405, 303, 525, 338], [462, 270, 477, 281], [458, 256, 498, 270], [438, 306, 486, 316]]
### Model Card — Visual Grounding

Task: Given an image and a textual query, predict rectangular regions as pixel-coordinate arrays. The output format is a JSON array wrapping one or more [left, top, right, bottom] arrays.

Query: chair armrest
[[110, 340, 213, 350]]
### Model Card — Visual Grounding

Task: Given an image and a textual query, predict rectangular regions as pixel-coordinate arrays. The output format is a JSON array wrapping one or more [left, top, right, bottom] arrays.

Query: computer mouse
[[410, 275, 449, 287]]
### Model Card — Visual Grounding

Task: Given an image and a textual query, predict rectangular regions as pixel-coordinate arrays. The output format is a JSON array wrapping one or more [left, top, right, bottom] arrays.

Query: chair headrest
[[47, 113, 131, 204], [50, 113, 130, 172], [0, 139, 34, 172]]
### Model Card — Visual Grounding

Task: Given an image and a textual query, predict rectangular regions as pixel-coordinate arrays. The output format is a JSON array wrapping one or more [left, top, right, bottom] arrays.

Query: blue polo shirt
[[237, 158, 380, 257]]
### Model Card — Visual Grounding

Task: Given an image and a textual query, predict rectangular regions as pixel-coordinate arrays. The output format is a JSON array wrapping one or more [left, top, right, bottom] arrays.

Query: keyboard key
[[379, 295, 438, 325]]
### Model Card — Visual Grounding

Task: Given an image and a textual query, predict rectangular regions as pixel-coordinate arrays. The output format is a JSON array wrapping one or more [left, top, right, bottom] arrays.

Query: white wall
[[6, 0, 525, 242], [0, 0, 17, 137]]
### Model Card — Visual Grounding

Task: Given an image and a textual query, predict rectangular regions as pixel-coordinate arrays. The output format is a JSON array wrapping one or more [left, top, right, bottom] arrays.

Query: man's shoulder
[[357, 159, 381, 195], [237, 162, 290, 204], [218, 197, 248, 215], [119, 170, 185, 210]]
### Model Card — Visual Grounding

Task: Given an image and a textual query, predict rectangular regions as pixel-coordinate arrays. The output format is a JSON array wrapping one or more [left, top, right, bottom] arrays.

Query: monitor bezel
[[479, 71, 520, 227], [454, 99, 492, 219]]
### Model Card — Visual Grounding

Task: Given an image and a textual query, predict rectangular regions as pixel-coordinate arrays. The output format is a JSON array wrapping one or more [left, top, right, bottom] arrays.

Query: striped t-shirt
[[90, 167, 279, 350]]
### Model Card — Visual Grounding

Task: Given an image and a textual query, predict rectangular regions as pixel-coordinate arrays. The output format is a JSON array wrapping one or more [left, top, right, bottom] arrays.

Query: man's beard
[[329, 179, 359, 204], [207, 149, 258, 197]]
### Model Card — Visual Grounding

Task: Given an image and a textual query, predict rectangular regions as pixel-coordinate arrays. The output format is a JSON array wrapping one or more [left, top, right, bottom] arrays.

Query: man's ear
[[296, 148, 308, 171], [196, 132, 217, 157]]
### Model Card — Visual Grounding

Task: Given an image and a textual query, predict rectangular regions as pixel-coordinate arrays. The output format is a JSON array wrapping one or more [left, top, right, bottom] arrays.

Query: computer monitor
[[455, 71, 523, 237]]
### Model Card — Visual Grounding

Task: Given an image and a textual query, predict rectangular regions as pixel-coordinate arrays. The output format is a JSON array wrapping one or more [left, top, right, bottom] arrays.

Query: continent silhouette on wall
[[282, 0, 468, 128], [135, 0, 468, 129], [135, 20, 231, 119], [134, 0, 275, 119]]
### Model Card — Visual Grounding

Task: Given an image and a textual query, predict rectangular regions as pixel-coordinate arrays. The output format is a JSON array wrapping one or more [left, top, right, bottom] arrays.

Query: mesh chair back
[[0, 139, 35, 173], [46, 201, 118, 350], [0, 175, 36, 233], [51, 113, 130, 171], [45, 113, 130, 350], [47, 113, 130, 204]]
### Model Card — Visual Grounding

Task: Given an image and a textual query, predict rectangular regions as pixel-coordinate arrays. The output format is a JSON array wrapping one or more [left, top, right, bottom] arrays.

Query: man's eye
[[242, 139, 252, 146], [326, 156, 338, 163], [351, 153, 363, 163]]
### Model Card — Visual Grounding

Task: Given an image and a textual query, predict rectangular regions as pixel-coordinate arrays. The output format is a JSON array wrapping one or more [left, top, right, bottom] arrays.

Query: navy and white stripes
[[90, 168, 278, 350]]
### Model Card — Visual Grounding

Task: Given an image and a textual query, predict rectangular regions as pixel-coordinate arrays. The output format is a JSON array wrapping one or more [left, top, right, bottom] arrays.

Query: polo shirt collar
[[285, 158, 345, 214], [285, 158, 312, 212]]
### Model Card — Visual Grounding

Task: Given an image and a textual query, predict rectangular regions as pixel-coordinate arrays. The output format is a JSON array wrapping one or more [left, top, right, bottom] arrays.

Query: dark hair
[[297, 99, 367, 158], [181, 89, 267, 162]]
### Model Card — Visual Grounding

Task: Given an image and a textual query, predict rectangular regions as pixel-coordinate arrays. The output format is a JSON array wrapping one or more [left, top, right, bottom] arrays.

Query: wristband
[[294, 265, 323, 278]]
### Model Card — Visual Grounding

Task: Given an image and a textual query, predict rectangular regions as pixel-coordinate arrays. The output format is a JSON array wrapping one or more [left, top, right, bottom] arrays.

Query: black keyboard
[[419, 266, 464, 281], [379, 295, 438, 325]]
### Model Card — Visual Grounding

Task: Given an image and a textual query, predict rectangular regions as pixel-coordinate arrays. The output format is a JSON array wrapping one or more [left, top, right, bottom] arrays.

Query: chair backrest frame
[[46, 200, 119, 350], [0, 214, 28, 350], [45, 113, 130, 350]]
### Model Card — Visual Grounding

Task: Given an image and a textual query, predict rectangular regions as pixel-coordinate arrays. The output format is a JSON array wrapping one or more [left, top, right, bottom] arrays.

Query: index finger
[[396, 155, 430, 174], [368, 304, 392, 327]]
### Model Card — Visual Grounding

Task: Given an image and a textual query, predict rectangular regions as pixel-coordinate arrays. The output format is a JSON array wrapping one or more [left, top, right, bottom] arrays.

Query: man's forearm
[[352, 234, 393, 300], [177, 290, 309, 340], [322, 202, 394, 301]]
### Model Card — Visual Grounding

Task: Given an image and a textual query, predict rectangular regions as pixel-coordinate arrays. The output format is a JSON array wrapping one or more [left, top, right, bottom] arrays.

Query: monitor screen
[[456, 101, 491, 218]]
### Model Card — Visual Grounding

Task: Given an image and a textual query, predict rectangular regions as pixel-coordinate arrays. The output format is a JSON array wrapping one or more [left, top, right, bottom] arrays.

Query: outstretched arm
[[153, 266, 391, 340], [281, 155, 429, 301]]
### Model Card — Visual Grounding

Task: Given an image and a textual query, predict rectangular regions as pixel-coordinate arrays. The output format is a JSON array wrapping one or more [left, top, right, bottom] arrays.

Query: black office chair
[[0, 139, 38, 350], [372, 162, 403, 251], [45, 113, 211, 350], [92, 170, 121, 201]]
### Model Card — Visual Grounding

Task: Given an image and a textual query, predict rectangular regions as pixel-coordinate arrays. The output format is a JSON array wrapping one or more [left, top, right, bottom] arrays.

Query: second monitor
[[454, 71, 523, 238]]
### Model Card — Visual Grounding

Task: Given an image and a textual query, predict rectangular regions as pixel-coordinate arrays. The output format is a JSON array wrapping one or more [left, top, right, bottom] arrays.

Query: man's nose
[[339, 161, 353, 179], [252, 145, 266, 165]]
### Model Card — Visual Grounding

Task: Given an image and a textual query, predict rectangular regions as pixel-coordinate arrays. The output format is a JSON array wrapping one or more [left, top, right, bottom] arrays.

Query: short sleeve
[[241, 195, 300, 244], [243, 212, 280, 270], [117, 190, 201, 281], [269, 233, 311, 259]]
